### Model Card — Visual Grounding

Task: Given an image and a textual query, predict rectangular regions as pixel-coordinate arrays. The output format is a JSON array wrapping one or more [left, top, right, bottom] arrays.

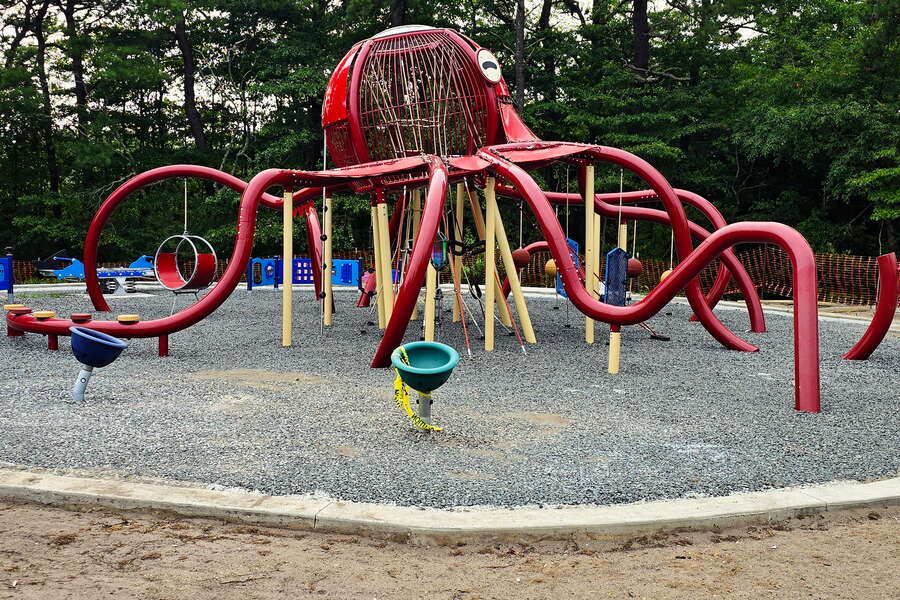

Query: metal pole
[[72, 365, 94, 403]]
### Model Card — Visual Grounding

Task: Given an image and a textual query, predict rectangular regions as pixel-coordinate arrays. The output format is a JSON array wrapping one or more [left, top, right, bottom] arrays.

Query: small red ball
[[627, 258, 643, 277], [511, 248, 531, 269]]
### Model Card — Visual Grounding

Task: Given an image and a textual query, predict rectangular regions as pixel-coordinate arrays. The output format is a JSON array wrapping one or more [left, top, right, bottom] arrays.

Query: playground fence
[[11, 245, 898, 307]]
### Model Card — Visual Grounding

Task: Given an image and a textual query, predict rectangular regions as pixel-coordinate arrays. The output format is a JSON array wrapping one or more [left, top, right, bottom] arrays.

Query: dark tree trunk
[[538, 0, 556, 103], [632, 0, 649, 71], [514, 0, 526, 110], [34, 1, 61, 196], [3, 0, 37, 70], [60, 0, 88, 129], [389, 0, 405, 27], [174, 12, 209, 152]]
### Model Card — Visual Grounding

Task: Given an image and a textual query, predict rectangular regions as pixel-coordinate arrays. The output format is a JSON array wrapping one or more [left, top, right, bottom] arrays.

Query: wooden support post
[[484, 178, 497, 351], [377, 200, 394, 323], [371, 205, 386, 329], [618, 219, 628, 250], [466, 188, 512, 327], [583, 166, 595, 344], [452, 183, 464, 322], [323, 194, 334, 326], [410, 189, 422, 320], [608, 324, 621, 374], [424, 263, 437, 341], [282, 188, 293, 347], [494, 196, 537, 344]]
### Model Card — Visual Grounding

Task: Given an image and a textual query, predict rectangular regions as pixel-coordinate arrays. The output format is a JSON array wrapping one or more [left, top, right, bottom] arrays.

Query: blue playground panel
[[246, 258, 362, 290], [603, 247, 629, 306], [555, 238, 579, 298], [0, 255, 12, 298]]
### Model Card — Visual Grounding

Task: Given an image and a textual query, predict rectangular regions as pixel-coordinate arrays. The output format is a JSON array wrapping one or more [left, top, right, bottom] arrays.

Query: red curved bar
[[594, 188, 761, 328], [593, 189, 764, 332], [304, 204, 324, 301], [482, 152, 820, 412], [499, 184, 766, 332], [11, 168, 296, 339], [83, 165, 322, 313], [370, 158, 449, 368], [487, 145, 757, 352], [843, 253, 899, 360], [10, 159, 438, 365]]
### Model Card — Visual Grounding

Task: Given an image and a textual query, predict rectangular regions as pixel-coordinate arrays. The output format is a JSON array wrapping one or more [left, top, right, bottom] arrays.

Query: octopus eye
[[476, 49, 502, 83]]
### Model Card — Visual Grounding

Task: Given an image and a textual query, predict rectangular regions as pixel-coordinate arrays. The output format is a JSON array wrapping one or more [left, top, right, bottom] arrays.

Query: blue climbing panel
[[603, 247, 628, 306], [247, 257, 362, 290], [555, 238, 580, 298], [332, 259, 361, 286], [0, 256, 11, 295]]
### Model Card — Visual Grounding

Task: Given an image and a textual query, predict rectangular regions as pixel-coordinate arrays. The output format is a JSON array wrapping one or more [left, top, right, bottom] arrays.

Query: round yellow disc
[[117, 314, 140, 323]]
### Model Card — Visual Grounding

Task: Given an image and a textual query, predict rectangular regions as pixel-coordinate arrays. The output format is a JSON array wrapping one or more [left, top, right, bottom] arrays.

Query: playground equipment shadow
[[0, 290, 896, 511]]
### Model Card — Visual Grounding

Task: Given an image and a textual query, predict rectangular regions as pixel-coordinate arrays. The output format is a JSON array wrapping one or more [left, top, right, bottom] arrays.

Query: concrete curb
[[1, 469, 897, 545]]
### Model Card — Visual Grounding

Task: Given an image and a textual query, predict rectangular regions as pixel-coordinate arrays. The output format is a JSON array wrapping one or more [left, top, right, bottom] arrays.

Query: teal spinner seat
[[390, 341, 460, 393]]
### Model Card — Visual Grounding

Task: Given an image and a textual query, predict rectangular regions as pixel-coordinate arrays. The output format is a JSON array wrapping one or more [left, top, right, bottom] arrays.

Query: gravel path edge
[[2, 468, 897, 545]]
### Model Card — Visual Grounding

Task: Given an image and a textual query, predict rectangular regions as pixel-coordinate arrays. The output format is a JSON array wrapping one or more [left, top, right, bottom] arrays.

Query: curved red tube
[[843, 253, 899, 360], [370, 159, 449, 368], [535, 186, 765, 332], [500, 240, 552, 298], [304, 204, 324, 301], [83, 165, 321, 313], [500, 184, 766, 333], [482, 153, 820, 411], [498, 197, 760, 328], [10, 168, 296, 339], [595, 188, 761, 328], [487, 146, 757, 352]]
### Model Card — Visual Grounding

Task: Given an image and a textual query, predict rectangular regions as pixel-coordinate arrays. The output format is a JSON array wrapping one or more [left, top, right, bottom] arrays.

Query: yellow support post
[[452, 183, 465, 322], [281, 188, 293, 347], [424, 263, 437, 341], [618, 220, 628, 251], [377, 199, 394, 322], [323, 194, 334, 326], [494, 196, 536, 344], [410, 189, 422, 320], [466, 188, 512, 327], [608, 326, 621, 374], [371, 205, 385, 329], [583, 165, 595, 344], [484, 178, 497, 351]]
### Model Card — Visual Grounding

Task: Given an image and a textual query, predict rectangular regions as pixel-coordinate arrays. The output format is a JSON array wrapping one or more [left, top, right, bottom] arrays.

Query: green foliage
[[0, 0, 896, 262]]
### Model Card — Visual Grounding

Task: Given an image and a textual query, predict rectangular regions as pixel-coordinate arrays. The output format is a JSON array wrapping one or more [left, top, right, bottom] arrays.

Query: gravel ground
[[0, 286, 897, 508]]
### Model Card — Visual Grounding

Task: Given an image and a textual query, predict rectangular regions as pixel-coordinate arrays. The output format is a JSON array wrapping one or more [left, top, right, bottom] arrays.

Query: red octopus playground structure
[[6, 25, 898, 413]]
